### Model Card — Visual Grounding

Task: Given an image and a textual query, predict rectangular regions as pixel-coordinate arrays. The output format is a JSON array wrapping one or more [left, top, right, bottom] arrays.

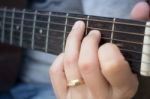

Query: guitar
[[0, 7, 150, 77], [0, 0, 26, 91]]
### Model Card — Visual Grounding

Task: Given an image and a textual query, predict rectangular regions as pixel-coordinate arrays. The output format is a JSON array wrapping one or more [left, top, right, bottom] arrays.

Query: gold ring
[[67, 79, 84, 87]]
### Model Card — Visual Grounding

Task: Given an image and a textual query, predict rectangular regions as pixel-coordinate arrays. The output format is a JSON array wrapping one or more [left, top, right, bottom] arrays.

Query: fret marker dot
[[16, 25, 20, 30], [39, 29, 43, 34]]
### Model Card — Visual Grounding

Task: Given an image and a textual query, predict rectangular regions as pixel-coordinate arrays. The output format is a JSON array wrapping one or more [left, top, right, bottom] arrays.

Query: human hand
[[49, 1, 149, 99], [49, 21, 138, 99]]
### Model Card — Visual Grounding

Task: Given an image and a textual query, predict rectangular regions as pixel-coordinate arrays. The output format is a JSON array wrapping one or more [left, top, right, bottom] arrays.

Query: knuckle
[[102, 59, 125, 75], [64, 56, 77, 66], [79, 61, 94, 74]]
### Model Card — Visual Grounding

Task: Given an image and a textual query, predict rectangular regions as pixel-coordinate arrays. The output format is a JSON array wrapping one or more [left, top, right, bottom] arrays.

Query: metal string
[[3, 26, 150, 57], [1, 16, 149, 36], [0, 8, 149, 28], [2, 21, 150, 47]]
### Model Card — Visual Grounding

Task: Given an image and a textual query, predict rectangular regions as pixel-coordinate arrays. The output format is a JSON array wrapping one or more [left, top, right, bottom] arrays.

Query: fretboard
[[0, 7, 147, 75]]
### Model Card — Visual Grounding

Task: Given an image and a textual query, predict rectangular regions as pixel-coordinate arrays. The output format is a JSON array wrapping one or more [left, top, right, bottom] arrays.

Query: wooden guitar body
[[0, 0, 26, 91]]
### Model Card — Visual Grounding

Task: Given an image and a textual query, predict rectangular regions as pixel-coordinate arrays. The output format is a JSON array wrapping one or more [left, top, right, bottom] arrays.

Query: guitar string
[[3, 30, 150, 66], [3, 25, 150, 57], [0, 8, 148, 29], [2, 8, 150, 71], [1, 16, 149, 37], [2, 26, 150, 65], [0, 9, 150, 58], [1, 20, 149, 46]]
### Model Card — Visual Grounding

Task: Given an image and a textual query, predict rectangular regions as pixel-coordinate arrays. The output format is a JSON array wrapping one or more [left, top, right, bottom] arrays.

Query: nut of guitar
[[141, 22, 150, 76]]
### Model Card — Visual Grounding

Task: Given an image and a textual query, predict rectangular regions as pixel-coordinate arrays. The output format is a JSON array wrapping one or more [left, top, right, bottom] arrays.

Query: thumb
[[130, 1, 150, 20]]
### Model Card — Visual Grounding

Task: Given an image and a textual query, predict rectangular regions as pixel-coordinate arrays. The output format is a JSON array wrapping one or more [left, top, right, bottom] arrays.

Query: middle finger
[[64, 21, 85, 81]]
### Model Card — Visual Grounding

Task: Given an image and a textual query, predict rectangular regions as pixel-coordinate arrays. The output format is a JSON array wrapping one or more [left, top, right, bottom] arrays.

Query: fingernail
[[88, 30, 100, 37], [72, 21, 83, 30]]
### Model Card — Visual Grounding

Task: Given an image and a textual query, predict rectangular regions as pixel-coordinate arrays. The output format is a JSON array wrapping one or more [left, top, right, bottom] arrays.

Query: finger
[[98, 43, 138, 95], [49, 53, 67, 99], [79, 30, 109, 98], [64, 21, 85, 81], [130, 1, 150, 20]]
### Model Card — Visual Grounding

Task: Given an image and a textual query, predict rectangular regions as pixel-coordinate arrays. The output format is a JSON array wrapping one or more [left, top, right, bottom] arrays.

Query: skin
[[49, 1, 150, 99]]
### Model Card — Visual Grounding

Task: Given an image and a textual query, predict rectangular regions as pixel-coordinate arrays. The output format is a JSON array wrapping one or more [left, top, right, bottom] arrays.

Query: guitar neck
[[0, 7, 148, 76]]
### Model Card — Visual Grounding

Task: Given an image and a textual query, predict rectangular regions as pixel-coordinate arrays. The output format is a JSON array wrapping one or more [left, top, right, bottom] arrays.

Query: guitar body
[[0, 0, 27, 91]]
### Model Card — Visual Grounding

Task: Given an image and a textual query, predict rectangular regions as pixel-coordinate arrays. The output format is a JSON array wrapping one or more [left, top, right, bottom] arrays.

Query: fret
[[4, 8, 13, 43], [0, 7, 148, 75], [65, 13, 88, 36], [34, 11, 49, 51], [10, 8, 15, 45], [113, 31, 144, 43], [62, 13, 68, 51], [48, 30, 64, 54], [110, 18, 115, 43], [122, 50, 142, 73], [47, 12, 66, 54], [20, 9, 25, 47], [51, 12, 66, 24], [114, 39, 143, 54], [12, 9, 22, 46], [85, 15, 90, 35], [23, 10, 34, 48], [31, 10, 37, 49], [1, 7, 6, 43], [89, 16, 112, 44], [45, 12, 51, 52], [67, 13, 87, 26], [115, 18, 145, 33]]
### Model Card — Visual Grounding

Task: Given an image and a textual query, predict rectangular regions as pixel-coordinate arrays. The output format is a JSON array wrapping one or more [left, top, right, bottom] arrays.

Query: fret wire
[[9, 32, 150, 56], [62, 13, 69, 51], [0, 12, 150, 30], [0, 10, 148, 29], [0, 15, 148, 37], [2, 17, 147, 37], [4, 26, 150, 57], [1, 15, 148, 37], [45, 12, 51, 52], [1, 7, 6, 42], [85, 15, 90, 35], [3, 21, 148, 46], [5, 30, 150, 65], [3, 26, 148, 55], [20, 9, 25, 47], [88, 27, 145, 36], [32, 10, 37, 49], [10, 8, 15, 44], [110, 18, 115, 43], [3, 21, 148, 45]]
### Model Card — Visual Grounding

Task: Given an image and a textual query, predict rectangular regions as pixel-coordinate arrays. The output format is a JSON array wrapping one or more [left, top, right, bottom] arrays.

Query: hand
[[49, 1, 149, 99]]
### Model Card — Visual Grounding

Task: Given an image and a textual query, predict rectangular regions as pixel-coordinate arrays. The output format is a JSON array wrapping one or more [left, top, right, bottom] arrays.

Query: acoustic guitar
[[0, 7, 149, 76], [0, 0, 26, 92]]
